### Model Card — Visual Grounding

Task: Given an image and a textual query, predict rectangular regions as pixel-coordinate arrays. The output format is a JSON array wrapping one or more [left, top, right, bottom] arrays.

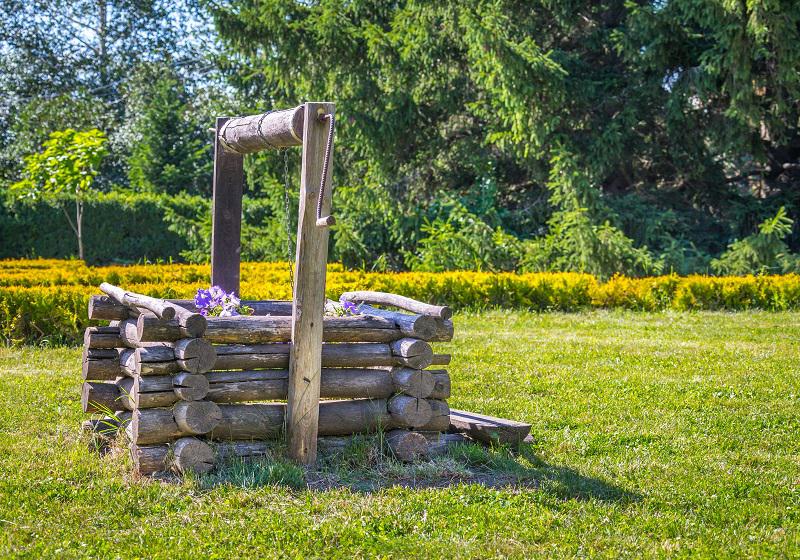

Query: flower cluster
[[194, 286, 253, 317], [324, 298, 361, 317]]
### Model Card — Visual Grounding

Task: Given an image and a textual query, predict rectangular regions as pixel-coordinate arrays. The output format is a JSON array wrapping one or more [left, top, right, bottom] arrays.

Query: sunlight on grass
[[0, 310, 798, 558]]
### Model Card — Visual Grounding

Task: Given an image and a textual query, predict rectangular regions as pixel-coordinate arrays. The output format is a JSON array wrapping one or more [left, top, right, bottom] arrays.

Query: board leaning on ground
[[81, 285, 531, 475]]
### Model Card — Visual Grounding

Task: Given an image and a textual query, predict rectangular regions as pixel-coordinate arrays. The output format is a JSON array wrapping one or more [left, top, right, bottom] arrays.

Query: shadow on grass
[[188, 436, 638, 504]]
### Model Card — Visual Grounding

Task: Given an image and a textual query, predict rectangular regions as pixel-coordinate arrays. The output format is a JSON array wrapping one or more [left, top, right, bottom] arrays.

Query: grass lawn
[[1, 310, 798, 558]]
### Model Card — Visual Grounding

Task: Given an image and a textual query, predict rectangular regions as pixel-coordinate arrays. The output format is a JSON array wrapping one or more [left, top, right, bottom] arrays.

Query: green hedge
[[0, 192, 188, 263]]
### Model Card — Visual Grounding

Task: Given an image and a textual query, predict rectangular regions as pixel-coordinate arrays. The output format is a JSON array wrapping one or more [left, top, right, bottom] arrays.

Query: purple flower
[[195, 288, 212, 309], [342, 301, 359, 314]]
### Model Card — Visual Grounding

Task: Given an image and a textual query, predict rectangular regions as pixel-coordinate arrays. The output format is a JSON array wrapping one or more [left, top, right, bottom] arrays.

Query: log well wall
[[81, 291, 455, 475]]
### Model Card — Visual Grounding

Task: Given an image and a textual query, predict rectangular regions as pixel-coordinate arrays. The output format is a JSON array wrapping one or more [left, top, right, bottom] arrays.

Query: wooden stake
[[287, 101, 335, 465]]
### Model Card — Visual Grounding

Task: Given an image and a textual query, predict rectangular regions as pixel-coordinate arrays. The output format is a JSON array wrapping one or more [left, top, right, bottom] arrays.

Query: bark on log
[[385, 429, 429, 462], [172, 437, 215, 474], [391, 367, 435, 398], [100, 282, 177, 321], [132, 439, 274, 475], [84, 326, 122, 349], [82, 347, 122, 381], [208, 402, 285, 440], [82, 381, 122, 413], [356, 305, 437, 339], [340, 291, 451, 320], [218, 107, 304, 153], [318, 399, 391, 436], [388, 395, 432, 428], [88, 295, 129, 321], [390, 338, 433, 369], [211, 342, 398, 370], [136, 314, 402, 344], [429, 370, 451, 399], [449, 409, 532, 445], [129, 408, 184, 445], [419, 399, 450, 432]]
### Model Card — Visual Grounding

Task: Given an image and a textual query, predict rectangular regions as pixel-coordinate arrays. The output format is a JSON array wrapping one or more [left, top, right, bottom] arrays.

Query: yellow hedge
[[2, 259, 799, 344]]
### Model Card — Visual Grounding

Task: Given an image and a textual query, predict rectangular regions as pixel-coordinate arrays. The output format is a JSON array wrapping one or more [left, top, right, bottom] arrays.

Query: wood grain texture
[[428, 370, 451, 400], [388, 395, 432, 429], [419, 399, 450, 432], [218, 107, 304, 153], [211, 342, 397, 370], [81, 381, 122, 413], [390, 338, 433, 369], [390, 367, 435, 398], [449, 409, 532, 445], [211, 116, 244, 294], [100, 282, 176, 321], [174, 338, 217, 373], [83, 326, 122, 349], [173, 401, 222, 435], [340, 291, 451, 320], [287, 101, 335, 464], [88, 295, 129, 321], [172, 437, 215, 474]]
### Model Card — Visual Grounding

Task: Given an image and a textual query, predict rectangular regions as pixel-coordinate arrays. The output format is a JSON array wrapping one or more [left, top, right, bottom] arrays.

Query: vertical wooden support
[[287, 102, 335, 464], [211, 117, 245, 294]]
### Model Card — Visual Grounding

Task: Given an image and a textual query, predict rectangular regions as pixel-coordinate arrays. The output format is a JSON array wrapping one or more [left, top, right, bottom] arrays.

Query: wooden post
[[287, 101, 335, 464], [211, 117, 245, 294]]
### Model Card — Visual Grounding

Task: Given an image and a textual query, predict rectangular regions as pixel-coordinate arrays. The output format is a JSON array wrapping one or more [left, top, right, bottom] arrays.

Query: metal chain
[[282, 148, 295, 291], [317, 113, 336, 224]]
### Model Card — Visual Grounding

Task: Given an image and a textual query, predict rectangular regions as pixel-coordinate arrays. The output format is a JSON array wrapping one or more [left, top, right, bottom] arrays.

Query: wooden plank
[[287, 101, 335, 464], [449, 409, 532, 446], [211, 116, 245, 295]]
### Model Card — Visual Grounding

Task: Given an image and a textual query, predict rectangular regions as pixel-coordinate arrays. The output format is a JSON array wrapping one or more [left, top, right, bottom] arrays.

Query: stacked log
[[81, 286, 456, 475]]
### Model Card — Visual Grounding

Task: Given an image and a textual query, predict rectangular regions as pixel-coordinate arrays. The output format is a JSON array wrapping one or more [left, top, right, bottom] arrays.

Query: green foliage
[[11, 129, 108, 260], [404, 199, 521, 272], [711, 207, 800, 275], [12, 129, 107, 201], [0, 192, 187, 263], [125, 62, 212, 196], [332, 183, 399, 271], [206, 0, 800, 276]]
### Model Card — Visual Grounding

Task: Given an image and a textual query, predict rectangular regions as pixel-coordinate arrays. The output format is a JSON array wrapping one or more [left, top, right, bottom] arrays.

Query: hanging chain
[[282, 148, 295, 292]]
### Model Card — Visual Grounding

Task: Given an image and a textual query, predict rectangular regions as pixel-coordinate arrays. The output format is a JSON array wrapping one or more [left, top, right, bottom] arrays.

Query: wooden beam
[[449, 409, 532, 446], [218, 107, 304, 153], [287, 101, 335, 465], [211, 116, 244, 295]]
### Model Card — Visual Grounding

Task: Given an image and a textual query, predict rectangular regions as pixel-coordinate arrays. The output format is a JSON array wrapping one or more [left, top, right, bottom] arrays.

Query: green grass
[[1, 310, 799, 558]]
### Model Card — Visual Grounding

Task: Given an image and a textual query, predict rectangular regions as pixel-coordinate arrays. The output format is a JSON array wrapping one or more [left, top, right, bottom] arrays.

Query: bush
[[3, 259, 800, 344]]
